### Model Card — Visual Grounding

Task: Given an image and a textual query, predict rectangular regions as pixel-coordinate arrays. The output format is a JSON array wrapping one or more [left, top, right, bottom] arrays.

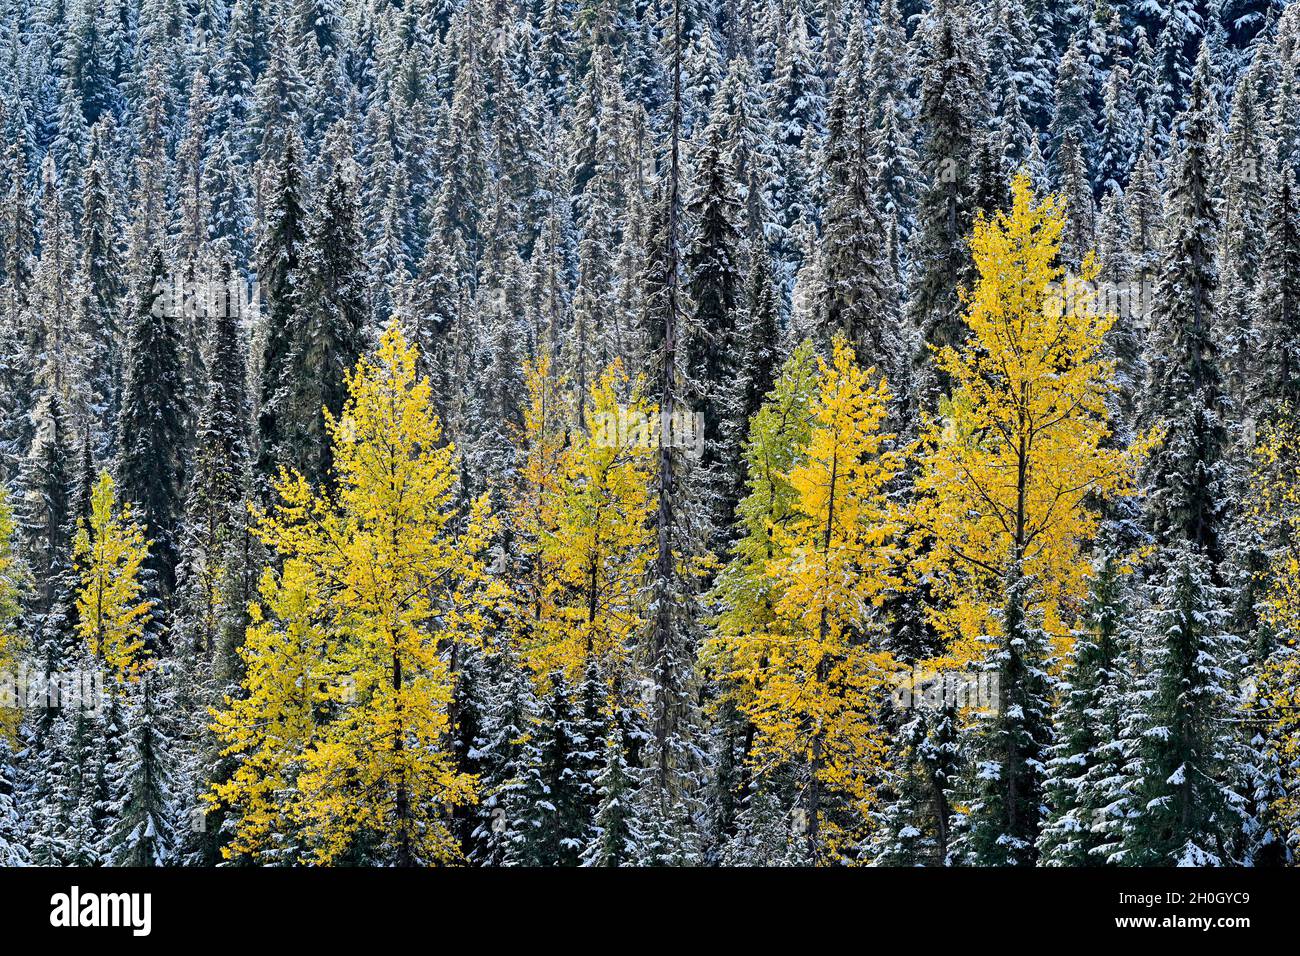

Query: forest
[[0, 0, 1297, 868]]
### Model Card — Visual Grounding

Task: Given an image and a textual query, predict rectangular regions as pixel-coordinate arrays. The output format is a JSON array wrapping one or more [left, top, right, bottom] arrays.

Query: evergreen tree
[[583, 714, 641, 866], [871, 703, 964, 866], [816, 17, 905, 390], [1119, 544, 1246, 865], [19, 390, 75, 625], [467, 642, 540, 866], [1056, 131, 1096, 269], [1039, 552, 1135, 865], [106, 668, 179, 866], [287, 154, 367, 485], [77, 118, 125, 449], [1252, 165, 1300, 417], [766, 4, 825, 282], [683, 109, 744, 539], [1143, 51, 1229, 565], [255, 130, 309, 489], [174, 258, 255, 862], [0, 734, 25, 865], [504, 671, 601, 866], [957, 570, 1054, 866], [907, 2, 986, 403], [1051, 38, 1097, 176], [1218, 62, 1269, 405], [117, 246, 188, 605]]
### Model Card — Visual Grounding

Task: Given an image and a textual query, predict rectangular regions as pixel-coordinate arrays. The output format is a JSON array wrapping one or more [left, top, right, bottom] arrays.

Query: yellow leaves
[[1244, 413, 1300, 835], [212, 322, 494, 865], [708, 335, 902, 856], [74, 471, 154, 684], [772, 340, 903, 644], [507, 355, 568, 674], [1246, 416, 1300, 642], [1254, 633, 1300, 836], [914, 173, 1149, 662], [0, 489, 25, 744], [706, 342, 818, 670], [209, 559, 324, 860], [512, 357, 656, 694]]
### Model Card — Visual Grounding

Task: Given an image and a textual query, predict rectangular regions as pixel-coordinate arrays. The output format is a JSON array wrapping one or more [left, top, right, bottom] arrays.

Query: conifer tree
[[1051, 39, 1097, 171], [684, 110, 745, 538], [908, 2, 986, 402], [766, 4, 825, 279], [1119, 544, 1246, 865], [1056, 131, 1096, 269], [522, 361, 655, 687], [0, 732, 24, 865], [255, 130, 309, 488], [914, 177, 1149, 862], [106, 667, 179, 866], [73, 471, 154, 684], [871, 701, 964, 866], [1098, 65, 1139, 193], [1218, 64, 1269, 405], [117, 246, 188, 603], [503, 669, 601, 866], [178, 259, 252, 668], [466, 640, 540, 866], [710, 338, 902, 861], [640, 0, 707, 838], [0, 483, 26, 865], [173, 259, 256, 861], [957, 568, 1054, 866], [288, 154, 367, 485], [20, 391, 75, 625], [31, 156, 82, 415], [1125, 131, 1165, 298], [1039, 552, 1136, 865], [212, 325, 499, 865], [1142, 51, 1230, 565], [78, 118, 125, 447], [583, 714, 641, 866], [816, 17, 905, 389], [1253, 165, 1300, 417]]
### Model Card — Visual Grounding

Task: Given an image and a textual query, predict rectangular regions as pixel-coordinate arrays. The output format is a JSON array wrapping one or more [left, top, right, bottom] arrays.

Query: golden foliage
[[708, 337, 902, 858], [1245, 414, 1300, 835], [211, 323, 498, 865], [73, 471, 155, 683], [511, 358, 656, 696], [912, 174, 1150, 663], [0, 490, 25, 742]]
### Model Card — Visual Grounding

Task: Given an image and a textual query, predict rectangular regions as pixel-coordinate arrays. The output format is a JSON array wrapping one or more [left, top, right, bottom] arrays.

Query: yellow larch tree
[[1247, 413, 1300, 644], [73, 471, 155, 684], [0, 489, 26, 742], [522, 360, 656, 692], [707, 342, 819, 691], [912, 174, 1150, 664], [211, 323, 500, 866], [509, 353, 567, 657], [1243, 413, 1300, 842], [709, 337, 903, 860], [208, 556, 324, 861]]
